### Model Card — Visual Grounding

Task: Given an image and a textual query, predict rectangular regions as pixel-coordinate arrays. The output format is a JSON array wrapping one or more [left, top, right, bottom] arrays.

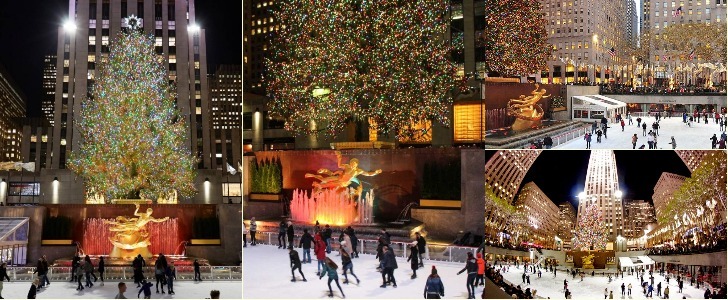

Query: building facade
[[209, 65, 243, 199], [42, 55, 56, 126], [243, 0, 275, 95], [539, 0, 631, 84], [51, 0, 211, 170], [622, 199, 657, 238], [515, 182, 561, 246], [675, 150, 709, 172], [652, 171, 688, 221], [626, 0, 639, 45], [557, 202, 577, 249], [579, 150, 623, 241], [0, 64, 25, 162], [485, 150, 542, 203]]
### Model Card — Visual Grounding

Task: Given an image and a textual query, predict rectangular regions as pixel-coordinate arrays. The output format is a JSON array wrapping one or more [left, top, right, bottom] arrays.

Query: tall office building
[[42, 55, 57, 126], [557, 202, 577, 248], [515, 182, 561, 245], [626, 0, 639, 45], [0, 64, 26, 162], [51, 0, 211, 170], [540, 0, 631, 83], [449, 0, 486, 78], [641, 0, 726, 65], [209, 64, 242, 172], [622, 200, 656, 238], [652, 172, 688, 221], [675, 150, 709, 173], [579, 150, 623, 241], [243, 0, 276, 95], [485, 150, 542, 203]]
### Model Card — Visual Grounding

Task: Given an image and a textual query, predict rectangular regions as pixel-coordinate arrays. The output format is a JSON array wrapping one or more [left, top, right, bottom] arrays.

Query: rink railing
[[251, 232, 478, 263], [3, 265, 241, 282], [540, 125, 591, 148]]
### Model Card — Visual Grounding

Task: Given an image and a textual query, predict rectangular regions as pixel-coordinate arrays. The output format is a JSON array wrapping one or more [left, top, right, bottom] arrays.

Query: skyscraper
[[579, 150, 623, 241], [557, 202, 577, 249], [675, 150, 710, 173], [243, 0, 276, 95], [42, 55, 57, 126], [652, 172, 688, 221], [209, 64, 242, 171], [622, 199, 656, 238], [485, 150, 542, 203], [51, 0, 211, 170], [515, 182, 561, 246], [0, 63, 26, 162]]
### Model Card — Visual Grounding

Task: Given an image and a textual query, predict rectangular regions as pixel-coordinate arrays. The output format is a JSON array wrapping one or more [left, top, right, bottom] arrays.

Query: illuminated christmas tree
[[266, 0, 461, 138], [572, 200, 608, 251], [68, 17, 197, 201], [482, 0, 552, 77]]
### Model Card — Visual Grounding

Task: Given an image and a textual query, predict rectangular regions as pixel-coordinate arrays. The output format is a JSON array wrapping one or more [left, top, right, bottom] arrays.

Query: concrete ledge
[[191, 239, 221, 245], [419, 199, 462, 208], [41, 240, 73, 245]]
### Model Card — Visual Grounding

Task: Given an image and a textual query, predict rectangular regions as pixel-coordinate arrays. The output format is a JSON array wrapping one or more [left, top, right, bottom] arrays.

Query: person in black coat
[[33, 258, 47, 289], [98, 256, 105, 286], [70, 253, 80, 282], [457, 252, 478, 299], [289, 248, 306, 282], [407, 243, 419, 279], [27, 278, 39, 299], [424, 266, 445, 299], [278, 220, 288, 249], [380, 245, 398, 288], [299, 229, 314, 263], [416, 232, 426, 267], [0, 263, 9, 282], [287, 221, 295, 248], [193, 259, 202, 281], [323, 225, 333, 253], [345, 227, 358, 258]]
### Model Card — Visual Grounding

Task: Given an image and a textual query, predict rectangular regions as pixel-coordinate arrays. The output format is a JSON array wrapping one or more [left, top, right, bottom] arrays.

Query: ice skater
[[340, 248, 358, 284], [457, 252, 477, 299], [319, 257, 345, 298], [380, 245, 398, 288], [407, 242, 419, 279], [138, 279, 153, 299], [290, 247, 307, 282], [166, 262, 176, 294], [250, 217, 258, 246], [315, 232, 327, 276], [299, 229, 314, 263], [424, 266, 445, 299]]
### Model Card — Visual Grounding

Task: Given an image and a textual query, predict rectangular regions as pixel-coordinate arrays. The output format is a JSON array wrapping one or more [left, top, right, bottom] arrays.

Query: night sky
[[486, 150, 692, 208], [0, 1, 241, 118]]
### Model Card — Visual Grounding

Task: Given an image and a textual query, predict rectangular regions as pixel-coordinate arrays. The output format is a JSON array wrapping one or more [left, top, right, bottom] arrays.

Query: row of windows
[[655, 0, 714, 7]]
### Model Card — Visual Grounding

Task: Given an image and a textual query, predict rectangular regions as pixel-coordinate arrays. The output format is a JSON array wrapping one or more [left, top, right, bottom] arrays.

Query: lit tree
[[482, 0, 552, 77], [661, 151, 727, 225], [68, 20, 197, 201], [660, 23, 727, 64], [572, 200, 608, 251], [266, 0, 461, 138]]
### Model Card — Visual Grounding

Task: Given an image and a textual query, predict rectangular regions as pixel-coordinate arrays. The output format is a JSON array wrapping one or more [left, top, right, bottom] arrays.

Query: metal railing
[[249, 231, 477, 263], [12, 266, 241, 282], [547, 126, 591, 148]]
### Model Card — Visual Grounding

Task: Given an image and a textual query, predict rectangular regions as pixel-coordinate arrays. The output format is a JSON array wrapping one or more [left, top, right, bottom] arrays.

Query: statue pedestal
[[511, 118, 542, 131], [110, 246, 152, 259], [582, 263, 595, 269]]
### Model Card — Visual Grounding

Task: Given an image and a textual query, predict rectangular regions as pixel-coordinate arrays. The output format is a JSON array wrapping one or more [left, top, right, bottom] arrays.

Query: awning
[[619, 256, 655, 268], [0, 218, 29, 246], [572, 95, 627, 110]]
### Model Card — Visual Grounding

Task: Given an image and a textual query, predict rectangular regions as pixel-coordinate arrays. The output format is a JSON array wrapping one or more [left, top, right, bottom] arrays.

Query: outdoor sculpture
[[582, 253, 595, 269], [104, 204, 169, 259], [507, 83, 550, 131], [304, 151, 381, 198]]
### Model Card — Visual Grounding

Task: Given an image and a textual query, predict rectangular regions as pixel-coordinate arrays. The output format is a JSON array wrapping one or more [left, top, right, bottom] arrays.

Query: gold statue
[[304, 151, 381, 198], [104, 204, 169, 259], [582, 253, 596, 269], [507, 84, 550, 131]]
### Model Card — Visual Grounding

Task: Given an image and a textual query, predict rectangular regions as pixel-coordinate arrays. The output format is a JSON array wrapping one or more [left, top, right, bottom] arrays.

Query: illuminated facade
[[557, 202, 577, 248], [675, 150, 710, 173], [515, 182, 561, 246], [0, 63, 25, 162], [42, 55, 56, 126], [652, 172, 687, 221], [209, 65, 243, 173], [485, 150, 542, 203], [579, 150, 623, 241], [622, 200, 656, 238]]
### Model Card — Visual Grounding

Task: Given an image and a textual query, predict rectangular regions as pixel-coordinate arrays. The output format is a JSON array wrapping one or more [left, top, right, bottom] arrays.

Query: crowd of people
[[646, 240, 727, 256], [599, 83, 726, 95]]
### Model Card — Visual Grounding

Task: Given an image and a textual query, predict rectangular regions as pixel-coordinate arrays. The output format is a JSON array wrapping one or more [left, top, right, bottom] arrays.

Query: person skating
[[592, 121, 598, 134], [345, 226, 358, 258], [75, 262, 85, 291], [27, 278, 38, 299], [340, 248, 358, 284], [289, 247, 307, 282], [631, 134, 638, 149], [319, 257, 345, 298], [250, 217, 258, 246], [300, 229, 314, 263], [637, 117, 642, 128], [628, 283, 632, 296], [243, 221, 248, 247], [711, 134, 718, 148], [648, 132, 655, 149], [193, 259, 202, 281], [380, 245, 398, 288], [278, 220, 288, 249], [416, 232, 426, 267], [97, 256, 105, 286], [596, 129, 603, 143], [133, 254, 145, 287], [620, 119, 625, 131], [657, 281, 662, 297], [0, 263, 9, 283], [138, 279, 153, 299], [33, 258, 47, 289], [166, 262, 176, 294], [476, 253, 485, 286], [609, 290, 614, 299], [154, 254, 167, 293], [621, 282, 626, 296], [642, 122, 647, 136], [678, 279, 683, 293], [287, 221, 295, 248], [584, 133, 592, 149], [323, 225, 333, 254], [315, 232, 327, 276], [70, 253, 80, 282], [407, 242, 419, 279], [457, 252, 477, 299], [424, 266, 445, 299], [115, 282, 127, 299], [628, 112, 632, 125], [84, 256, 95, 288], [664, 286, 669, 298], [341, 234, 353, 256]]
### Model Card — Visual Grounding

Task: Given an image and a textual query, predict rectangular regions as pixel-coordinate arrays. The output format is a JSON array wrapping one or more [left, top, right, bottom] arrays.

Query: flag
[[226, 162, 237, 175], [673, 6, 683, 17], [689, 49, 695, 60], [608, 47, 617, 58], [662, 54, 668, 61]]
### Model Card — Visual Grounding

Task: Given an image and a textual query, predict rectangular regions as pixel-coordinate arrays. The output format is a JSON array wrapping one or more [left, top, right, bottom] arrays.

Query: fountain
[[290, 188, 374, 226]]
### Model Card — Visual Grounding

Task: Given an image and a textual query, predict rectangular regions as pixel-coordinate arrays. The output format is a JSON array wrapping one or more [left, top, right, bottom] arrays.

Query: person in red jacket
[[314, 232, 327, 276], [476, 253, 485, 286]]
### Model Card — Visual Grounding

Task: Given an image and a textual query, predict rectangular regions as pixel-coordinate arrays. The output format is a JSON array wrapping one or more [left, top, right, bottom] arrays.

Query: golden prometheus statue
[[304, 151, 381, 199], [582, 253, 596, 269], [104, 204, 169, 259], [507, 83, 550, 131]]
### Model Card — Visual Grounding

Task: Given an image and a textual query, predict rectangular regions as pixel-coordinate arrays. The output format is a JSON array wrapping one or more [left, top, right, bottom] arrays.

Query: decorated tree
[[661, 151, 727, 225], [572, 200, 608, 251], [68, 19, 197, 201], [482, 0, 552, 77], [660, 23, 727, 64], [266, 0, 461, 138]]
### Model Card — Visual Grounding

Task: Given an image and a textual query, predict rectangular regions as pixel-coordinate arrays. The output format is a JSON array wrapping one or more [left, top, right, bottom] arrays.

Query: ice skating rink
[[499, 264, 712, 299], [0, 279, 242, 299], [554, 116, 724, 149], [243, 244, 482, 299]]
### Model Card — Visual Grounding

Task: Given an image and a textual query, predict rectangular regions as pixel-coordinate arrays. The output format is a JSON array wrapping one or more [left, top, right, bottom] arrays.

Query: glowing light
[[188, 24, 201, 33], [63, 20, 77, 33]]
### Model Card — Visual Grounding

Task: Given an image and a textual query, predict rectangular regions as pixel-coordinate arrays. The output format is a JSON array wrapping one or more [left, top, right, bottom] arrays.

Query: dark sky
[[0, 1, 241, 118], [517, 150, 691, 208]]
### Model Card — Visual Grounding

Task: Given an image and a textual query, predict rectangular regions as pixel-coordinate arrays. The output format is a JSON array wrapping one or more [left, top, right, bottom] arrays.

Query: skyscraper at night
[[579, 150, 623, 241]]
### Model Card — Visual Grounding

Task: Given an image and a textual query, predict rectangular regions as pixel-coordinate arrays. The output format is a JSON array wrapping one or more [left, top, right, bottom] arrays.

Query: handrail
[[14, 265, 241, 282]]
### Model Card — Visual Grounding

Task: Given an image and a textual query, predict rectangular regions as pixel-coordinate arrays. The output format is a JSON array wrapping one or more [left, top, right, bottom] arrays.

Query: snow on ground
[[554, 116, 724, 149], [0, 279, 242, 299], [243, 244, 481, 299], [500, 264, 710, 299]]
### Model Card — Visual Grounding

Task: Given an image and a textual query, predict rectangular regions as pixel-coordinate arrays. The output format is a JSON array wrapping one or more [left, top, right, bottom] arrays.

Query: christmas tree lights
[[572, 200, 608, 251]]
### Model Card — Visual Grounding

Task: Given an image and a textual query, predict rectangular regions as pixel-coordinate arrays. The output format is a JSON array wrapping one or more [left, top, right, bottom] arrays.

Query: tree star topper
[[123, 15, 142, 30]]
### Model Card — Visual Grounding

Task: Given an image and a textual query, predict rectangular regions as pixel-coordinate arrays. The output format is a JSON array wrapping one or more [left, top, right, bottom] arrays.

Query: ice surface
[[0, 279, 242, 299], [500, 264, 713, 299], [243, 244, 482, 299], [554, 116, 725, 149]]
